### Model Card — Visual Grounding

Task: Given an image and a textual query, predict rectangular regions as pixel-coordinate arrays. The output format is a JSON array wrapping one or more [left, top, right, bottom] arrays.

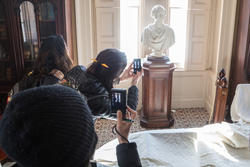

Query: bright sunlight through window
[[120, 0, 139, 63], [168, 0, 188, 68], [121, 0, 188, 68]]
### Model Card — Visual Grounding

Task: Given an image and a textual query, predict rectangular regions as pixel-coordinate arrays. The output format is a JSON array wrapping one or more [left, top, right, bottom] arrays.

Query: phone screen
[[133, 58, 141, 74], [111, 88, 127, 117]]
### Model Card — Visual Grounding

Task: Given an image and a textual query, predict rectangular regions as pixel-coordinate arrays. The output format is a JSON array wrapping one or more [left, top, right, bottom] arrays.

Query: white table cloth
[[94, 122, 250, 167]]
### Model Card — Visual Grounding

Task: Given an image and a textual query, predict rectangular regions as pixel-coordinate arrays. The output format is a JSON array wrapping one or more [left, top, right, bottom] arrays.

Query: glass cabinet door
[[19, 1, 39, 73], [38, 2, 56, 39], [19, 1, 58, 74], [0, 2, 12, 82]]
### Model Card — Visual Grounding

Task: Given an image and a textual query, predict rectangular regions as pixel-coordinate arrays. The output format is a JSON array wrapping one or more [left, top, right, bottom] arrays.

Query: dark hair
[[87, 49, 127, 91], [33, 35, 73, 76]]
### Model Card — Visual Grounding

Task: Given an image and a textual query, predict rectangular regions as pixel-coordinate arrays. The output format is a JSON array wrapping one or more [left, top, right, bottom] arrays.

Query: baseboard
[[172, 98, 205, 108], [138, 98, 205, 110]]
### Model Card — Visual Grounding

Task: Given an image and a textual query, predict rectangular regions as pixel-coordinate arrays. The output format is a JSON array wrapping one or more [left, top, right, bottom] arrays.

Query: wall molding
[[172, 70, 206, 108], [205, 0, 237, 113], [172, 98, 205, 108], [215, 0, 237, 79], [96, 7, 120, 53], [205, 71, 217, 113], [205, 100, 213, 114], [75, 0, 94, 66]]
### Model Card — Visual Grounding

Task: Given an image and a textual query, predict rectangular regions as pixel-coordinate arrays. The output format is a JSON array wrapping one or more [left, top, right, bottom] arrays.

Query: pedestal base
[[140, 114, 174, 128], [141, 56, 176, 128]]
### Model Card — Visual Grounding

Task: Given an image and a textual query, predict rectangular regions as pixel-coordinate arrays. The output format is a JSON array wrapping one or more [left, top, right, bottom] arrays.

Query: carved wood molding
[[209, 69, 228, 123], [216, 68, 227, 88]]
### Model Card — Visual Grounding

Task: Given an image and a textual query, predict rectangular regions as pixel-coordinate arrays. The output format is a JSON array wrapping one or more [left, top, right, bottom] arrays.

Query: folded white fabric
[[231, 84, 250, 123], [204, 122, 250, 148], [95, 127, 250, 167]]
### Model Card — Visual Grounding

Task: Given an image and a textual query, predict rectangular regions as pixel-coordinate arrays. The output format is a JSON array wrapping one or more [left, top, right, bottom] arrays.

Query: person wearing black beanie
[[0, 85, 142, 167]]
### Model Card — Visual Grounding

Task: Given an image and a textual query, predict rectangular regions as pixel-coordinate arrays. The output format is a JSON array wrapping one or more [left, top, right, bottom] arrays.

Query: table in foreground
[[94, 122, 250, 167]]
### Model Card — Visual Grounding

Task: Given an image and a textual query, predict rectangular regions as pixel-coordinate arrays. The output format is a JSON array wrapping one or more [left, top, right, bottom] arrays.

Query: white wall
[[75, 0, 237, 112], [172, 71, 206, 108], [141, 0, 211, 109], [204, 0, 237, 115], [75, 0, 95, 66]]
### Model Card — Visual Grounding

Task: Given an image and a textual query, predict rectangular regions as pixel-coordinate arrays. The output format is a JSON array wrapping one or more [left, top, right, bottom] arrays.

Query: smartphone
[[111, 88, 127, 118], [133, 58, 141, 74]]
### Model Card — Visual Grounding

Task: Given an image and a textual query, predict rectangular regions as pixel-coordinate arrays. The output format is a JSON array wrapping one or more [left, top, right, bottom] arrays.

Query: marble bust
[[142, 5, 175, 57]]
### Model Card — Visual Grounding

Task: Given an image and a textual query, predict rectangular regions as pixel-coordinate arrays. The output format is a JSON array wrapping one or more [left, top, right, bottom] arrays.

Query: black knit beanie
[[0, 85, 97, 167]]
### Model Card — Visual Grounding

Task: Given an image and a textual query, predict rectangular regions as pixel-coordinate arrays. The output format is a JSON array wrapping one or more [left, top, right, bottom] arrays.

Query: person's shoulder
[[20, 71, 34, 81], [77, 72, 108, 96], [43, 74, 61, 85], [87, 74, 108, 95], [17, 71, 36, 91], [66, 65, 87, 79], [66, 65, 88, 88]]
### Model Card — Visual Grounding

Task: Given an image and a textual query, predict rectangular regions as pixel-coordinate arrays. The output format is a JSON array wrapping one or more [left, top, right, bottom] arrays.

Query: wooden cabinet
[[0, 0, 74, 114]]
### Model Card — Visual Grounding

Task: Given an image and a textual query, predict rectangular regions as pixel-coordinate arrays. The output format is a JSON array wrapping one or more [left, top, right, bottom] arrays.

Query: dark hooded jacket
[[66, 65, 139, 117]]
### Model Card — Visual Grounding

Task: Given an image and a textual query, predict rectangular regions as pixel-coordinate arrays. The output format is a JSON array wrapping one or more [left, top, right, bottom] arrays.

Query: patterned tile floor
[[95, 108, 210, 149]]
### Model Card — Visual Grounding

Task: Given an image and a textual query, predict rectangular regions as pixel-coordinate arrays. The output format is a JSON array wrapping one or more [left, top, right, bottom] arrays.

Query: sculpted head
[[151, 5, 166, 21], [142, 4, 175, 57]]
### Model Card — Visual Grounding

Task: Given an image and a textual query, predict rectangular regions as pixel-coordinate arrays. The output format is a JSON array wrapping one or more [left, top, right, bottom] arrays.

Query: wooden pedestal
[[140, 56, 176, 128]]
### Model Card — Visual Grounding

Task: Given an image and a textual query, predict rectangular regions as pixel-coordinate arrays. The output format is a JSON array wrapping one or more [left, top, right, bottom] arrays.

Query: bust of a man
[[142, 5, 175, 57]]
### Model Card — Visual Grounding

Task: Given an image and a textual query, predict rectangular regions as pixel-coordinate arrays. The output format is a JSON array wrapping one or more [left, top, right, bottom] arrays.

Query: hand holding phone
[[131, 69, 143, 86], [111, 88, 127, 118], [119, 63, 133, 82], [116, 106, 137, 143], [133, 58, 141, 74]]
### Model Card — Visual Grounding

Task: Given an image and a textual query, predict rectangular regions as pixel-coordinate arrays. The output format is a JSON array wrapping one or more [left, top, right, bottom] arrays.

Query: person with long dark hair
[[66, 48, 142, 117], [9, 35, 73, 96]]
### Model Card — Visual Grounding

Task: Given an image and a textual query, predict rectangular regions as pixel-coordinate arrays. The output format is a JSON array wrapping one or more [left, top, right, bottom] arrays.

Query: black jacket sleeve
[[127, 86, 139, 110], [116, 142, 142, 167], [87, 94, 111, 116], [87, 85, 139, 117]]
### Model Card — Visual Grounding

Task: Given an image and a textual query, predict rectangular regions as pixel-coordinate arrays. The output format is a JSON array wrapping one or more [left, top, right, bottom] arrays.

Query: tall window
[[20, 1, 38, 43], [168, 0, 188, 68], [120, 0, 188, 68], [120, 0, 140, 63]]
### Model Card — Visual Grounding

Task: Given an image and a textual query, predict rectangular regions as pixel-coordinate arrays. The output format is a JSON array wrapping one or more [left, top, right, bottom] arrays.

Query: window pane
[[169, 0, 188, 8], [169, 8, 188, 68], [20, 1, 38, 61], [120, 0, 139, 62], [20, 1, 38, 44], [127, 0, 139, 6]]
